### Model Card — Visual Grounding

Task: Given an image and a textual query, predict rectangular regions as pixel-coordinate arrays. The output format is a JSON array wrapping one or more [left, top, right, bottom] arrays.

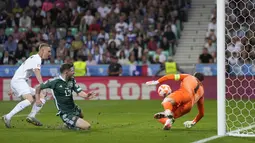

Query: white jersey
[[12, 54, 42, 80]]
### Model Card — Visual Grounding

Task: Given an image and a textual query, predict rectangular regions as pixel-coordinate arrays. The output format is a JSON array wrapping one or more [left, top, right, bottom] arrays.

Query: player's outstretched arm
[[34, 68, 43, 84], [72, 79, 97, 99], [77, 91, 97, 99], [184, 97, 204, 128], [146, 74, 190, 86], [35, 79, 55, 106]]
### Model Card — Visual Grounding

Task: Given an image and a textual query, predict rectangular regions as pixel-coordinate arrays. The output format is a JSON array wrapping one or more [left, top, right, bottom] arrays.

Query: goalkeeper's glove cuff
[[145, 80, 159, 86]]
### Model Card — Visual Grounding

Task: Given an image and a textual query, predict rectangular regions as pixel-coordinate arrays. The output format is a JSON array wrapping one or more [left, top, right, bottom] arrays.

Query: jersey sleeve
[[73, 79, 82, 93], [157, 74, 190, 83], [26, 55, 41, 70], [40, 78, 56, 89], [33, 57, 42, 70]]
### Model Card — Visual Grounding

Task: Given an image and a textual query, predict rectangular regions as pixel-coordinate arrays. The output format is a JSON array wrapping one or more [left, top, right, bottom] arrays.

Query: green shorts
[[59, 107, 83, 128]]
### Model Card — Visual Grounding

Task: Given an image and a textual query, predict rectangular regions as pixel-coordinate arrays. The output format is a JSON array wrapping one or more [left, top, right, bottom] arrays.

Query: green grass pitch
[[0, 100, 255, 143]]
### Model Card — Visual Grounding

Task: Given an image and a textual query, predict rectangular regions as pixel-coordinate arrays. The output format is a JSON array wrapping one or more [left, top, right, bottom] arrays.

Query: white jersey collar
[[59, 75, 66, 81]]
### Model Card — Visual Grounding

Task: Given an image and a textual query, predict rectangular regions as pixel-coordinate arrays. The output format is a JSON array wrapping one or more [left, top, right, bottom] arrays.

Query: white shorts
[[11, 79, 35, 97]]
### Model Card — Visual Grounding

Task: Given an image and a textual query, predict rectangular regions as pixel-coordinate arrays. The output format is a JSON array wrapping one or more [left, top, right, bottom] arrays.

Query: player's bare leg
[[2, 94, 34, 128], [26, 91, 47, 126], [75, 118, 91, 130]]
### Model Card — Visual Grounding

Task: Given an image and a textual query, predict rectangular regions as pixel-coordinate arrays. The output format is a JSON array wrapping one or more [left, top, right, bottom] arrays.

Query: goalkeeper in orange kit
[[146, 73, 205, 130]]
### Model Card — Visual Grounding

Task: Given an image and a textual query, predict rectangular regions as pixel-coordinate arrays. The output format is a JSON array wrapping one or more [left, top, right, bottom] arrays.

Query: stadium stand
[[0, 0, 191, 69]]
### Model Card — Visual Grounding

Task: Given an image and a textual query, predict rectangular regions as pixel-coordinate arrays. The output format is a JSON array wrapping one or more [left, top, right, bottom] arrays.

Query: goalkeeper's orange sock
[[158, 118, 168, 125]]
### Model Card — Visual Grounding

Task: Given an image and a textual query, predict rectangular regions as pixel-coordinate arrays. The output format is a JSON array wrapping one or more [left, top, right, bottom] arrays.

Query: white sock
[[164, 109, 173, 118], [6, 99, 31, 119], [28, 98, 46, 118]]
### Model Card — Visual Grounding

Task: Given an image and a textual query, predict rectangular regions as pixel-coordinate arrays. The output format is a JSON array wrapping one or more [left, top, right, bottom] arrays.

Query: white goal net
[[225, 0, 255, 137]]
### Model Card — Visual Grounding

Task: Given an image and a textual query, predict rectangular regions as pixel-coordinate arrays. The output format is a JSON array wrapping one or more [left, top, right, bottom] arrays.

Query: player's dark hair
[[194, 72, 204, 82], [60, 63, 74, 73]]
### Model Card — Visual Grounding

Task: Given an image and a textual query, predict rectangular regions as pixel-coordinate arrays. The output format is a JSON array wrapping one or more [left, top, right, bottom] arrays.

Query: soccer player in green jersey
[[35, 63, 96, 130]]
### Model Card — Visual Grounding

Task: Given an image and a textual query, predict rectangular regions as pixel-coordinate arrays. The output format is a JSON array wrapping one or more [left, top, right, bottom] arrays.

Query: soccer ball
[[157, 84, 172, 97]]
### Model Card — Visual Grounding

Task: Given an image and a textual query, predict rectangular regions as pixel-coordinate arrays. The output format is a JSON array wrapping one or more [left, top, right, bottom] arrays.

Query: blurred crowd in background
[[225, 0, 255, 67], [198, 0, 255, 68], [0, 0, 191, 66]]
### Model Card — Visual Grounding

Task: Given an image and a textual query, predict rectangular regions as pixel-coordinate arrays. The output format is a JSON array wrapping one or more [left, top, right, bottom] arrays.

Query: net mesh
[[225, 0, 255, 136]]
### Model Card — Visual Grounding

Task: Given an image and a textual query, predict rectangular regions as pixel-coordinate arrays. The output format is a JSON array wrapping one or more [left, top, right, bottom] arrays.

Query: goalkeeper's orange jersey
[[157, 74, 204, 123]]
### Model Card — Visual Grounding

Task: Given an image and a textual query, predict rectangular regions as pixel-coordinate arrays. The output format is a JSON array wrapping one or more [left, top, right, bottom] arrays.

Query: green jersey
[[40, 76, 82, 113]]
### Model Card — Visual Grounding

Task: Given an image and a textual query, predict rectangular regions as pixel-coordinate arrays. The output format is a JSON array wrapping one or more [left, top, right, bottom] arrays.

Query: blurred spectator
[[0, 28, 7, 44], [14, 42, 26, 62], [153, 48, 166, 64], [205, 29, 217, 42], [89, 18, 101, 33], [115, 16, 128, 34], [91, 45, 102, 64], [4, 35, 17, 55], [227, 52, 240, 65], [12, 26, 21, 42], [0, 11, 7, 28], [56, 10, 69, 28], [208, 17, 216, 33], [204, 39, 216, 58], [0, 51, 15, 65], [108, 55, 122, 76], [19, 12, 31, 28], [29, 0, 42, 8], [163, 25, 176, 53], [64, 56, 73, 64], [86, 53, 97, 65], [147, 36, 158, 51], [97, 1, 111, 18], [71, 35, 83, 59], [29, 46, 37, 56], [48, 32, 59, 57], [115, 28, 124, 42], [56, 39, 68, 60], [65, 30, 74, 48], [139, 55, 150, 65], [107, 41, 118, 56], [198, 48, 214, 63], [155, 57, 185, 76], [128, 54, 138, 65], [160, 36, 170, 51], [118, 50, 129, 65], [12, 2, 23, 26], [97, 29, 109, 41], [131, 41, 142, 61], [71, 10, 80, 27], [42, 0, 53, 12], [85, 10, 94, 25], [73, 55, 86, 76], [98, 53, 110, 64]]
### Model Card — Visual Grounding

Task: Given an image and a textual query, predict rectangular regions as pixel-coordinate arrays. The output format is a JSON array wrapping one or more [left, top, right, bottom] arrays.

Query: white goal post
[[217, 0, 255, 137]]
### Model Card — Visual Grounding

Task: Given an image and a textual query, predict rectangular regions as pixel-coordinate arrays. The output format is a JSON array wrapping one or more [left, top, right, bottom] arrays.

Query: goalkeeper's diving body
[[146, 73, 205, 130]]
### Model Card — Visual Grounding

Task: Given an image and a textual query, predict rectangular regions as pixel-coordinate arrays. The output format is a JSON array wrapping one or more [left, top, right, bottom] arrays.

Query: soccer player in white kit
[[2, 43, 51, 128]]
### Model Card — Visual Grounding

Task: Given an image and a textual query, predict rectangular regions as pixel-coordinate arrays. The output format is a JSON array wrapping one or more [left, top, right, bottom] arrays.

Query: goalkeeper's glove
[[145, 80, 159, 86], [183, 121, 196, 128]]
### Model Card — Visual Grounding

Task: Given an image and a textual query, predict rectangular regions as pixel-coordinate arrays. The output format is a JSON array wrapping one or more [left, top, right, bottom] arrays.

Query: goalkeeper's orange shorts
[[167, 90, 193, 118]]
